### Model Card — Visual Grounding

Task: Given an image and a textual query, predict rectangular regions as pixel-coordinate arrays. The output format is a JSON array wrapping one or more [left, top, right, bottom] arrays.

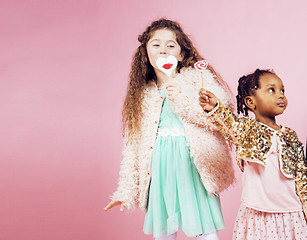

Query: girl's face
[[146, 29, 183, 73], [250, 73, 287, 118]]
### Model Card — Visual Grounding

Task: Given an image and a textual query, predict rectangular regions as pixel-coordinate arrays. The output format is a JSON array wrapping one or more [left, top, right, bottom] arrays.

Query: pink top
[[241, 129, 302, 213]]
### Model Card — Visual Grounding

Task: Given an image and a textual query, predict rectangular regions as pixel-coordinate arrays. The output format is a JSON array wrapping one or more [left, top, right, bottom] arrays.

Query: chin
[[276, 110, 286, 116]]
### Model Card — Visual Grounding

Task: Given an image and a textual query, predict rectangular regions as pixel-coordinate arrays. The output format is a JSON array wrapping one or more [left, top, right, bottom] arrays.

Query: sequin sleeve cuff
[[202, 100, 220, 117]]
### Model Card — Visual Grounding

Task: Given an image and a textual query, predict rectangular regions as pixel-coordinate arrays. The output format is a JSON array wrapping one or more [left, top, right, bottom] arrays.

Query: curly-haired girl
[[104, 18, 235, 240]]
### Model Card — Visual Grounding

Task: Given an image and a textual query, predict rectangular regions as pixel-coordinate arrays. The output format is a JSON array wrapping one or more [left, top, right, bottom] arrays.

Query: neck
[[155, 72, 169, 88], [154, 69, 177, 89], [254, 114, 280, 130]]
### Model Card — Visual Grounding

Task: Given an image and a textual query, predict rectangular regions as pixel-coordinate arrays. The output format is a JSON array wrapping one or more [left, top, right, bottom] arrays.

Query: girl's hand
[[166, 84, 181, 101], [198, 88, 218, 112], [104, 200, 125, 212]]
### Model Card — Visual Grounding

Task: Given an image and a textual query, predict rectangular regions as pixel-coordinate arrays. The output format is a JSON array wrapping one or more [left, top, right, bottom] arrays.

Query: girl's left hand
[[166, 84, 181, 101]]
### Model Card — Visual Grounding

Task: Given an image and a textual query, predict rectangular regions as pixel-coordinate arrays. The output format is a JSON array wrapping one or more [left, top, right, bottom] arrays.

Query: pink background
[[0, 0, 306, 239]]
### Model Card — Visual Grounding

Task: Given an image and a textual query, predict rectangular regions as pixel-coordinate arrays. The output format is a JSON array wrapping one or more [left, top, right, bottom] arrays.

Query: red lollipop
[[194, 60, 208, 72], [194, 60, 208, 88]]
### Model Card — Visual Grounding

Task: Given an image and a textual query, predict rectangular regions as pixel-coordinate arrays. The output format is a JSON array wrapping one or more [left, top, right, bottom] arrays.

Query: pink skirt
[[233, 204, 307, 240]]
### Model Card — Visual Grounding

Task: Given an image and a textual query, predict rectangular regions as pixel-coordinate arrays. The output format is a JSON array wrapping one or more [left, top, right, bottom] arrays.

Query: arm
[[198, 89, 246, 146], [107, 133, 140, 211], [168, 69, 232, 129], [199, 89, 250, 171], [294, 142, 307, 219]]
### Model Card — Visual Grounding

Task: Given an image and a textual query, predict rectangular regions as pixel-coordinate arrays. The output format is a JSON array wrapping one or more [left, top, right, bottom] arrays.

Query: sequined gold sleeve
[[294, 141, 307, 206], [206, 99, 247, 146], [205, 99, 252, 170]]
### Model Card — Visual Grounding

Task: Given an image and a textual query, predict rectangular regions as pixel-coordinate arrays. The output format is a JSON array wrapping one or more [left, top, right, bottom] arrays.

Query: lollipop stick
[[201, 72, 204, 89], [194, 60, 208, 90]]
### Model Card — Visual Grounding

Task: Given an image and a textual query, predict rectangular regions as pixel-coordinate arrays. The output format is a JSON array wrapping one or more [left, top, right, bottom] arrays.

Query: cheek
[[146, 50, 155, 65], [147, 54, 157, 69], [175, 49, 183, 61], [178, 53, 183, 61]]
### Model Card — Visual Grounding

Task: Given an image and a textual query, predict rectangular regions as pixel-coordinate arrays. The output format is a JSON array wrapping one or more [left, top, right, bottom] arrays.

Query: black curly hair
[[236, 69, 275, 116]]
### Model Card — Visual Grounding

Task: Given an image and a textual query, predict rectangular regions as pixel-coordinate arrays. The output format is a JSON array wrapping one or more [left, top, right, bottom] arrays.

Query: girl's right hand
[[198, 88, 218, 112], [104, 200, 125, 212], [166, 84, 181, 101]]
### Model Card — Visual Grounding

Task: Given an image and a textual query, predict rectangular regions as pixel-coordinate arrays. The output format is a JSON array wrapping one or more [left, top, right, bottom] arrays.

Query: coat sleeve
[[204, 99, 249, 171], [169, 68, 232, 130], [205, 99, 242, 145], [111, 132, 140, 211], [294, 138, 307, 207]]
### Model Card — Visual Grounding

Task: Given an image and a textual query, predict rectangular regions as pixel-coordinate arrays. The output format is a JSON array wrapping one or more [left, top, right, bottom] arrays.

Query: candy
[[156, 56, 178, 76], [194, 60, 208, 88], [194, 60, 208, 72]]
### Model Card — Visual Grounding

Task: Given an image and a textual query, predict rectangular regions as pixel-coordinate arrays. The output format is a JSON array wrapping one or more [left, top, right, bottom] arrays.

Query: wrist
[[203, 101, 219, 117]]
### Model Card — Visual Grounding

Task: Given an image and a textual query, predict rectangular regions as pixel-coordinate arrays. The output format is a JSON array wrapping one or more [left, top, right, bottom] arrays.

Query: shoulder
[[141, 81, 162, 109], [280, 127, 304, 162], [179, 67, 201, 77], [283, 126, 298, 135], [233, 115, 259, 131], [241, 116, 254, 123], [178, 67, 215, 85], [175, 67, 221, 95], [143, 81, 157, 93], [281, 126, 302, 144], [142, 81, 159, 100]]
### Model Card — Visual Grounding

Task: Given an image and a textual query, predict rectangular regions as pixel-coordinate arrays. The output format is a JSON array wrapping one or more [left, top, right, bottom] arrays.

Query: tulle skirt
[[233, 204, 307, 240], [143, 135, 224, 238]]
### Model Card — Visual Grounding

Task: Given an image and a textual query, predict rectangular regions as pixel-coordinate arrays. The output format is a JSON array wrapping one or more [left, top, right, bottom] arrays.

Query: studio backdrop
[[0, 0, 306, 239]]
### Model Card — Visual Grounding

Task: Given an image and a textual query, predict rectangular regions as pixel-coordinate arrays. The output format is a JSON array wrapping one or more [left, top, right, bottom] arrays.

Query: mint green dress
[[143, 90, 225, 238]]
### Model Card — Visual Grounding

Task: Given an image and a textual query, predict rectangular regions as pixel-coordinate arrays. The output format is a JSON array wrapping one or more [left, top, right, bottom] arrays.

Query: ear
[[244, 96, 256, 111]]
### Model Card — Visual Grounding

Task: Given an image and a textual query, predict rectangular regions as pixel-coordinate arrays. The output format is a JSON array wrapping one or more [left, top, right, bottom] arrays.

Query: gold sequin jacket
[[206, 99, 307, 205]]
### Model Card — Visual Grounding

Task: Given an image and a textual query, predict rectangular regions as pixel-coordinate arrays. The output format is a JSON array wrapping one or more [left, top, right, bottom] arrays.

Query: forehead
[[149, 29, 177, 41], [259, 73, 284, 87]]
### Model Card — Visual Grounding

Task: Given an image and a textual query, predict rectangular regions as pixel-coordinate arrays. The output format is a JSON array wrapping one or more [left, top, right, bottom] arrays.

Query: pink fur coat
[[111, 68, 235, 211]]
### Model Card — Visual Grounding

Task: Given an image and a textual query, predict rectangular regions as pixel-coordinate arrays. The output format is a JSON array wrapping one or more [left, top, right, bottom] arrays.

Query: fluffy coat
[[111, 68, 235, 211]]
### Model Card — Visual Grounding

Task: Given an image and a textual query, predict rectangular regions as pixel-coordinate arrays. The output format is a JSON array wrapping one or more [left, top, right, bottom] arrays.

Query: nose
[[160, 50, 167, 55], [159, 45, 167, 55], [278, 91, 285, 99]]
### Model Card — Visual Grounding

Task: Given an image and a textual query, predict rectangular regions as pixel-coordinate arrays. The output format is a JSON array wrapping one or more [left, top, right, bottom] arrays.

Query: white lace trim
[[156, 127, 185, 137]]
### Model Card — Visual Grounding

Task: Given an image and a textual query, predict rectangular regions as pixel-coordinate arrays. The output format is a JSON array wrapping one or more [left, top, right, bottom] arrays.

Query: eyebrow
[[265, 83, 285, 88], [149, 39, 177, 43]]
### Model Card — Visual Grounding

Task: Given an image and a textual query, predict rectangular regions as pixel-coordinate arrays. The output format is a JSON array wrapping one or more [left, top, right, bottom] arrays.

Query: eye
[[167, 44, 175, 48], [153, 44, 160, 47], [268, 88, 275, 93], [281, 89, 285, 94]]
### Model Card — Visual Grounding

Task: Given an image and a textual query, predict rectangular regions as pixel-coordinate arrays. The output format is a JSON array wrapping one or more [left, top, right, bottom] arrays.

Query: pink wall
[[0, 0, 306, 239]]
